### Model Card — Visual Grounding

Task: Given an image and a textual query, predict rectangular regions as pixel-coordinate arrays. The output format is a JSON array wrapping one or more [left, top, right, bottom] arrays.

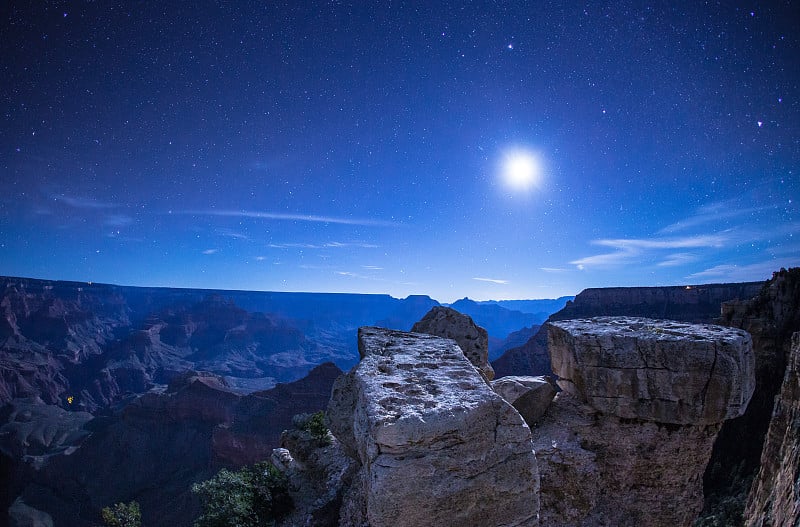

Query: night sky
[[2, 2, 798, 302]]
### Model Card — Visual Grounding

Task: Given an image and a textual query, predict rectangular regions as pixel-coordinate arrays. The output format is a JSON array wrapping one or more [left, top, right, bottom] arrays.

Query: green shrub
[[101, 501, 141, 527], [192, 461, 292, 527], [293, 410, 331, 445]]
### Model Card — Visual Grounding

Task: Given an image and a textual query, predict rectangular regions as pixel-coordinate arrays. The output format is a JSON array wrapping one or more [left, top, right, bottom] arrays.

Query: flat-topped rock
[[329, 327, 539, 527], [549, 317, 755, 425], [411, 306, 495, 381]]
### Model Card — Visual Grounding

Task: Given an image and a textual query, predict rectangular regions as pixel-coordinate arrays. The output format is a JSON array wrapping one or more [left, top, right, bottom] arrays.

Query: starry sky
[[2, 1, 798, 303]]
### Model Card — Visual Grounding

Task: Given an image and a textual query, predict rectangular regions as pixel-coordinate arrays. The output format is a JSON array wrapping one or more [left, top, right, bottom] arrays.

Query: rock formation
[[491, 376, 556, 425], [703, 268, 800, 524], [411, 306, 495, 380], [328, 327, 539, 527], [744, 331, 800, 527], [493, 281, 762, 378], [532, 317, 754, 527]]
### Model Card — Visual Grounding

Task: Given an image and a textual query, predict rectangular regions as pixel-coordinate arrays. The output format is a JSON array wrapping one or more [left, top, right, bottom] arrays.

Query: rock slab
[[534, 317, 757, 527], [411, 306, 495, 381], [549, 316, 755, 424], [329, 327, 538, 527]]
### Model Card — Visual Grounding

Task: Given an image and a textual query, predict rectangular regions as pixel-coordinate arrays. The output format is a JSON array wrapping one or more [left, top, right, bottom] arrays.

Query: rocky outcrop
[[533, 317, 755, 527], [493, 281, 762, 378], [699, 268, 800, 524], [272, 429, 358, 527], [549, 317, 754, 424], [328, 327, 539, 527], [411, 306, 495, 381], [744, 331, 800, 527], [491, 376, 556, 425]]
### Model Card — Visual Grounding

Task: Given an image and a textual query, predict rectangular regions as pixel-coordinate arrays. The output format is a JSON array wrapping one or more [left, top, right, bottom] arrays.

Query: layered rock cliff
[[744, 332, 800, 526], [700, 268, 800, 524]]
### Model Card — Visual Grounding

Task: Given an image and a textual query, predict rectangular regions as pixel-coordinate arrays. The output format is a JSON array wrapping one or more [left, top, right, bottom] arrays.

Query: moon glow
[[501, 150, 542, 191]]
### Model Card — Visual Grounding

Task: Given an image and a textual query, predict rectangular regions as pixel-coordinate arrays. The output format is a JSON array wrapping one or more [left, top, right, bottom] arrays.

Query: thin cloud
[[540, 267, 567, 273], [268, 241, 379, 249], [202, 249, 218, 255], [686, 259, 796, 282], [660, 202, 773, 234], [472, 277, 510, 284], [104, 214, 134, 227], [52, 195, 118, 209], [571, 234, 728, 269], [362, 265, 383, 270], [215, 228, 248, 240], [657, 253, 698, 267], [182, 209, 396, 227]]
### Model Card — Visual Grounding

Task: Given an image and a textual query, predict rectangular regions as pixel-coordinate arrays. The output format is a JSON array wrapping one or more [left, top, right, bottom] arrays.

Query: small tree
[[101, 501, 141, 527], [293, 410, 331, 445], [192, 462, 292, 527]]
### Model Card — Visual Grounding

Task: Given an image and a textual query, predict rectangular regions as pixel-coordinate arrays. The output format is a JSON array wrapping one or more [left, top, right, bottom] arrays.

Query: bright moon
[[502, 151, 541, 191]]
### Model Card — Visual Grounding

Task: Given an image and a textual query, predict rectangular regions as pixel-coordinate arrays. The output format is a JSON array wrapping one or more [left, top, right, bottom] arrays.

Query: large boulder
[[549, 317, 754, 425], [533, 317, 756, 527], [411, 306, 495, 381], [329, 327, 538, 527]]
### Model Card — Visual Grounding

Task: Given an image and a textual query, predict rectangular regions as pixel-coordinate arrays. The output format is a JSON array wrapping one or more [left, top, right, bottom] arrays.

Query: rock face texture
[[328, 327, 539, 527], [493, 281, 762, 378], [705, 268, 800, 524], [491, 376, 556, 425], [744, 331, 800, 527], [411, 306, 495, 381], [549, 317, 754, 425], [532, 317, 755, 527]]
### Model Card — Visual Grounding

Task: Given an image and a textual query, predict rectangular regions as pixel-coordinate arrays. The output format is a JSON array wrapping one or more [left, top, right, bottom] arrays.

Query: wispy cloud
[[52, 195, 118, 209], [202, 249, 218, 255], [571, 234, 728, 269], [660, 202, 773, 234], [215, 228, 248, 240], [472, 277, 509, 284], [268, 241, 378, 249], [540, 267, 567, 273], [686, 259, 797, 282], [657, 253, 698, 267], [362, 265, 383, 270], [181, 209, 396, 227], [104, 214, 134, 227]]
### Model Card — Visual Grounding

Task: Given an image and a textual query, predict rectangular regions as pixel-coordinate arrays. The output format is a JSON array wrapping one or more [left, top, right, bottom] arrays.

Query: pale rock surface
[[8, 497, 54, 527], [535, 317, 756, 527], [411, 306, 495, 381], [744, 331, 800, 527], [549, 317, 754, 424], [329, 327, 538, 527], [491, 375, 556, 425]]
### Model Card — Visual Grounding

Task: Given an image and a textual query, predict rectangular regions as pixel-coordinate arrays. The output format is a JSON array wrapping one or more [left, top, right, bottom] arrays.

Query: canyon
[[2, 270, 799, 526]]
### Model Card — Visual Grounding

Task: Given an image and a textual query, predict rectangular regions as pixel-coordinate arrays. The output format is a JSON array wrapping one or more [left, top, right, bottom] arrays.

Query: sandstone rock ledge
[[549, 316, 755, 424], [534, 317, 755, 527], [329, 327, 539, 527]]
